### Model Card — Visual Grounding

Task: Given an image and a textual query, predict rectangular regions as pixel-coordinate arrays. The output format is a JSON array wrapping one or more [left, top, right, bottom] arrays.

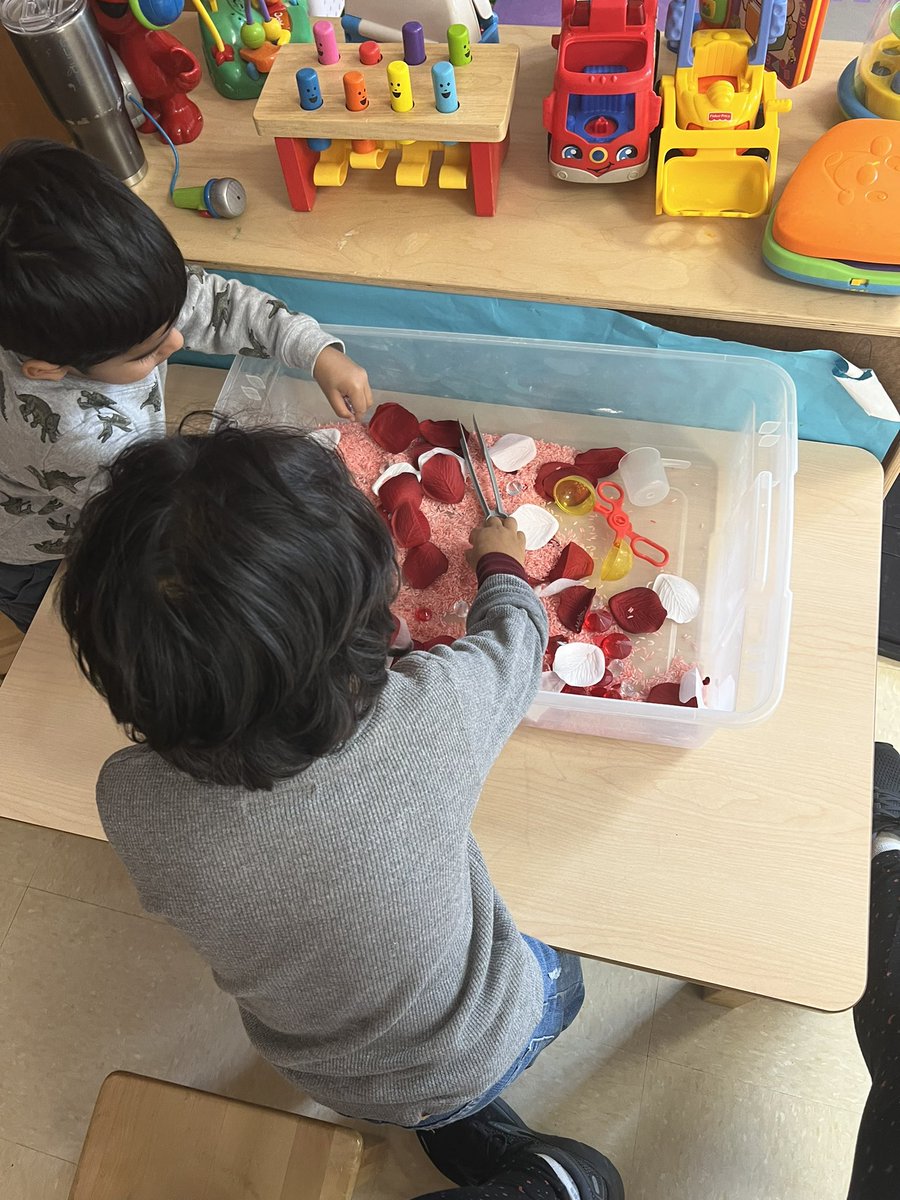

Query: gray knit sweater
[[96, 573, 548, 1126]]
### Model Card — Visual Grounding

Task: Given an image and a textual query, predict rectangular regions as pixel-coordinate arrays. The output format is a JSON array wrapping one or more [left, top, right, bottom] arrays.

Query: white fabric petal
[[533, 578, 585, 599], [513, 504, 559, 551], [552, 642, 607, 688], [652, 573, 701, 624], [488, 433, 538, 473], [310, 427, 341, 449], [372, 462, 420, 496]]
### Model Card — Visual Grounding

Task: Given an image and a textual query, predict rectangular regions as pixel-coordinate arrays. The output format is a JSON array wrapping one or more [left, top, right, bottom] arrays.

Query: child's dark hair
[[0, 139, 187, 369], [58, 420, 398, 790]]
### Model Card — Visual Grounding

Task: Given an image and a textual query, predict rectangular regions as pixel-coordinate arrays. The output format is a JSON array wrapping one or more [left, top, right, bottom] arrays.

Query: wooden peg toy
[[402, 20, 426, 66], [313, 19, 339, 65], [387, 59, 414, 112]]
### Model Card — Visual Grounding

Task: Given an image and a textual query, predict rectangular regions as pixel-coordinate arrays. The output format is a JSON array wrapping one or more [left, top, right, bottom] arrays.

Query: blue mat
[[175, 273, 900, 461]]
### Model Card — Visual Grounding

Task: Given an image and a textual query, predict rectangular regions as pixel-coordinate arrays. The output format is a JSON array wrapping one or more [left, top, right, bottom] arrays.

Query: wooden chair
[[68, 1072, 364, 1200]]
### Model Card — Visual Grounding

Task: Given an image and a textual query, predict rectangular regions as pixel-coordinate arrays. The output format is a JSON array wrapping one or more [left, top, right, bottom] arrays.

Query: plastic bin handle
[[752, 471, 774, 590]]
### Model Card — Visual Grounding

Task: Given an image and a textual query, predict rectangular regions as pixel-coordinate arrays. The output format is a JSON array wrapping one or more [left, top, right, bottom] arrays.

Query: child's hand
[[466, 516, 526, 569], [313, 346, 373, 420]]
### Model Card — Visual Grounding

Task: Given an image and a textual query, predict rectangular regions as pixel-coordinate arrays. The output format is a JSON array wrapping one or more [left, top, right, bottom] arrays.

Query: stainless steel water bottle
[[0, 0, 147, 186]]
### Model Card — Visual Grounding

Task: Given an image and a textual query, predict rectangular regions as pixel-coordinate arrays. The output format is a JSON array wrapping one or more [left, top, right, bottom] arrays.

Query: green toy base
[[200, 0, 312, 101], [762, 211, 900, 294]]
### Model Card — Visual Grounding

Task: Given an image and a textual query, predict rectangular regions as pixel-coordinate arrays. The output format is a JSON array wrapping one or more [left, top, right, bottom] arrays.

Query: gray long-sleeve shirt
[[96, 574, 548, 1127], [0, 269, 337, 564]]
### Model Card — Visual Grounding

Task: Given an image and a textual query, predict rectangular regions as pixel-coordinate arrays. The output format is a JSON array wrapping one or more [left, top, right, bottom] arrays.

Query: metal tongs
[[459, 417, 509, 520]]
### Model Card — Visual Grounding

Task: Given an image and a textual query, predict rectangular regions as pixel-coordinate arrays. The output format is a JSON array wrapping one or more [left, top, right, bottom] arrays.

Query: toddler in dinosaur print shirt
[[0, 139, 372, 631]]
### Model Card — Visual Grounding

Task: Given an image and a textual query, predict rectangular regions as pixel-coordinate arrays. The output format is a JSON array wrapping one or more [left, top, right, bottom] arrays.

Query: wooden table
[[0, 370, 878, 1012]]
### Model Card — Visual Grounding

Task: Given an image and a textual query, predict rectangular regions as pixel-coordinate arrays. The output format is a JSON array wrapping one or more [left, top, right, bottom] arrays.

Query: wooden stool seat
[[69, 1072, 363, 1200]]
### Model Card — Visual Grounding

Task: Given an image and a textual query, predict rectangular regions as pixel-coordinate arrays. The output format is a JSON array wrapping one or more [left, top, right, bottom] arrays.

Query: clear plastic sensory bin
[[213, 326, 797, 750]]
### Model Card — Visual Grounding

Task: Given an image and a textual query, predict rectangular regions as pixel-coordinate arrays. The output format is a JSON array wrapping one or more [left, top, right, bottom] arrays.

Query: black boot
[[417, 1098, 624, 1200]]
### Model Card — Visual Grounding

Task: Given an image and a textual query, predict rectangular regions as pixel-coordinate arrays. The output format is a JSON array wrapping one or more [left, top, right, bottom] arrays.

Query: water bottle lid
[[1, 0, 82, 34]]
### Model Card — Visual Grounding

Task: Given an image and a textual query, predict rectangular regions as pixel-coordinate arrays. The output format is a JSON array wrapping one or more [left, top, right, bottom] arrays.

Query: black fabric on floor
[[880, 477, 900, 661]]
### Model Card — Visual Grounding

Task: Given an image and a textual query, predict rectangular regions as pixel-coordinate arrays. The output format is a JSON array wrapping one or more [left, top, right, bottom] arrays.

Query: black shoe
[[416, 1097, 624, 1200], [874, 743, 900, 835]]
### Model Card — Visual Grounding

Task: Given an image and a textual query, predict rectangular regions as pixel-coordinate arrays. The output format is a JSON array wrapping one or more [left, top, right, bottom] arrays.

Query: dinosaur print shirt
[[0, 269, 339, 565]]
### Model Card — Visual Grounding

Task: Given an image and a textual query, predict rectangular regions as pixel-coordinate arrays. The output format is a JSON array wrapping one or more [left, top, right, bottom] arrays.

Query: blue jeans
[[415, 936, 585, 1130]]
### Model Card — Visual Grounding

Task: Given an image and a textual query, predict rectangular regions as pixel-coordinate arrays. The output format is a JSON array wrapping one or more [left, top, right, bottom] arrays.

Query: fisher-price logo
[[709, 112, 732, 121]]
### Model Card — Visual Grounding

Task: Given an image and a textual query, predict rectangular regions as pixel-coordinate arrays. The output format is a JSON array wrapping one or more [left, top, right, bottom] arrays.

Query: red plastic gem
[[391, 502, 430, 548], [584, 608, 614, 635], [556, 585, 596, 633], [415, 607, 433, 622], [600, 632, 633, 660], [420, 454, 465, 504], [586, 669, 615, 697], [561, 684, 589, 695], [646, 682, 698, 708], [609, 587, 667, 634], [403, 542, 449, 589], [368, 402, 420, 453], [545, 541, 594, 583], [572, 447, 625, 483], [378, 472, 423, 513], [535, 461, 577, 502], [419, 419, 464, 450]]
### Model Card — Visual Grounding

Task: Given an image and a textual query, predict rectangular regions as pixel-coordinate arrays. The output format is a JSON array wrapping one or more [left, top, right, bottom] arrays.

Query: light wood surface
[[134, 21, 899, 337], [0, 367, 878, 1011], [254, 43, 519, 141], [69, 1072, 363, 1200]]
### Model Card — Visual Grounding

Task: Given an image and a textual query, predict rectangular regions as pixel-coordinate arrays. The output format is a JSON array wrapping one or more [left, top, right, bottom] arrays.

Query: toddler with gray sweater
[[57, 420, 624, 1199]]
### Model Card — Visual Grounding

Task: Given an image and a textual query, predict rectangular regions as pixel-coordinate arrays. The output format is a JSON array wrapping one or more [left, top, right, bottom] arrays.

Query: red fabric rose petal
[[572, 447, 625, 483], [557, 585, 596, 633], [368, 402, 420, 453], [391, 502, 431, 549], [543, 633, 568, 670], [646, 682, 699, 708], [609, 587, 667, 634], [545, 542, 594, 583], [419, 419, 465, 450], [421, 454, 465, 504], [535, 460, 576, 502], [379, 472, 423, 513], [403, 542, 449, 589]]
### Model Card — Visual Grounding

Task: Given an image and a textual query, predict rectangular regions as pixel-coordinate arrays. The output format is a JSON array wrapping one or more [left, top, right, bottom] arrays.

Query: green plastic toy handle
[[171, 185, 206, 210], [890, 2, 900, 39]]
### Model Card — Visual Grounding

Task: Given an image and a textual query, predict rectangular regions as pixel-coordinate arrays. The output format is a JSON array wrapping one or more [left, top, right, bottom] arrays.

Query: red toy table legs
[[470, 136, 509, 216], [275, 137, 318, 212]]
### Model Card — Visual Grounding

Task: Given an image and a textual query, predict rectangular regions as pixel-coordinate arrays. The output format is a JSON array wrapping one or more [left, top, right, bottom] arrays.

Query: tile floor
[[1, 648, 898, 1197]]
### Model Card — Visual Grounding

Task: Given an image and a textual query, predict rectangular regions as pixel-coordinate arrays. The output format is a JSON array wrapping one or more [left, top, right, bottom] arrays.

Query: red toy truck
[[543, 0, 661, 183]]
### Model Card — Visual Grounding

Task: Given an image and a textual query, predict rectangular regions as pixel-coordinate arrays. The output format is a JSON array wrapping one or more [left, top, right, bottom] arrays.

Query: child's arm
[[401, 517, 548, 769], [176, 269, 372, 420]]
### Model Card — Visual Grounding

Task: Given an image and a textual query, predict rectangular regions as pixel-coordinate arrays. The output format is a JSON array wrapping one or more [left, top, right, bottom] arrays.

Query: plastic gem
[[415, 607, 433, 622], [600, 632, 633, 660]]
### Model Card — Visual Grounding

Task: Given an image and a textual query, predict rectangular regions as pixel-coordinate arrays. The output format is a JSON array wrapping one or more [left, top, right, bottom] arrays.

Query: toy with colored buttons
[[254, 25, 519, 215]]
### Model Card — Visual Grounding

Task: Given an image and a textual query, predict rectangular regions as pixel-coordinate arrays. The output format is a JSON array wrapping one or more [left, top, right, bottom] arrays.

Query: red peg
[[359, 40, 382, 65]]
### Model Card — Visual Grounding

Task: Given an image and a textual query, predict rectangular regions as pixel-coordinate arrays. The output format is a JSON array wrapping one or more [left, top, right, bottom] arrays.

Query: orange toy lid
[[772, 120, 900, 266]]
